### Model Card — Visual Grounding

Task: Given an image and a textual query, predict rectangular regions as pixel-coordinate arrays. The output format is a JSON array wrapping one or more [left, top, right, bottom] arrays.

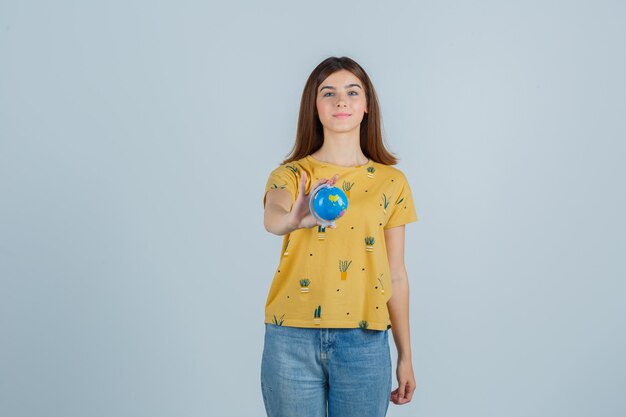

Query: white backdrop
[[1, 1, 625, 416]]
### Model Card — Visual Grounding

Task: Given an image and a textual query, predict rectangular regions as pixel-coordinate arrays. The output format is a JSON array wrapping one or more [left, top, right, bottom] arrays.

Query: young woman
[[261, 56, 418, 417]]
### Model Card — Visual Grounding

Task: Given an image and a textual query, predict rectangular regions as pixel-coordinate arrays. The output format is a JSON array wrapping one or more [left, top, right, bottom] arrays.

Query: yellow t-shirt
[[262, 154, 419, 330]]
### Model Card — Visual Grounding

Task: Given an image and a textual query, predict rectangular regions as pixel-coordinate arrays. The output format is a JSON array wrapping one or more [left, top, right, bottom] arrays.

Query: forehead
[[318, 69, 363, 89]]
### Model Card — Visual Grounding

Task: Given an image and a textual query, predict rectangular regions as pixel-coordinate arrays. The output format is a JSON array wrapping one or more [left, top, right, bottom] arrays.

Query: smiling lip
[[333, 113, 351, 119]]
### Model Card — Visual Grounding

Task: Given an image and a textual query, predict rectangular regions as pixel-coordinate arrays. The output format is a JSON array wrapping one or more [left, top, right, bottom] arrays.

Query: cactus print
[[263, 155, 418, 330]]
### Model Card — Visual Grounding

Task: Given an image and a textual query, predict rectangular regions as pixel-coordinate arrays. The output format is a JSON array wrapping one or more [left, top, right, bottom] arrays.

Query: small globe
[[309, 184, 349, 225]]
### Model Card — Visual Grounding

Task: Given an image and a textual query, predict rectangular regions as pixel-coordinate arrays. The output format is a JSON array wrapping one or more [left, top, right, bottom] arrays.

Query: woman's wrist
[[397, 352, 413, 363], [395, 343, 413, 362]]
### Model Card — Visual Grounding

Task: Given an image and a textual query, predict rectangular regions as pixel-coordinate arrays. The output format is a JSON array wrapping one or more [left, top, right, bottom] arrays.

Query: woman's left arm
[[384, 225, 416, 405]]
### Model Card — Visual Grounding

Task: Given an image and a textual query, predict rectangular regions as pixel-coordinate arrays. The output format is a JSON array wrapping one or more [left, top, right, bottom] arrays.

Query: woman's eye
[[323, 91, 358, 97]]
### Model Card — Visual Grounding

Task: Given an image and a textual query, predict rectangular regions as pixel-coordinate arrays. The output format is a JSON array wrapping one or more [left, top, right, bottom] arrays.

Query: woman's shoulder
[[267, 156, 305, 170], [370, 160, 409, 181], [269, 156, 313, 174]]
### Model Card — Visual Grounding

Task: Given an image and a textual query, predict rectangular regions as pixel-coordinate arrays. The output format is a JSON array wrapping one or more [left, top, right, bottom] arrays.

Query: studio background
[[1, 1, 624, 416]]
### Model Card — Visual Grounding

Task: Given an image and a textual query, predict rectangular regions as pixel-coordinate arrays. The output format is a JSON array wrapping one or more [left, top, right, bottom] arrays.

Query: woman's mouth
[[333, 113, 351, 119]]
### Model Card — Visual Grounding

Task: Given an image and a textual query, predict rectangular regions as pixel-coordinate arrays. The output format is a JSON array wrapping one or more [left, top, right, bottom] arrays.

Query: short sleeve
[[384, 172, 418, 229], [263, 163, 300, 208]]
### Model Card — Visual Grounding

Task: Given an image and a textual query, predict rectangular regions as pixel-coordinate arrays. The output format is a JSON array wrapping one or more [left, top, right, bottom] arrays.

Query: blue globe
[[310, 185, 349, 223]]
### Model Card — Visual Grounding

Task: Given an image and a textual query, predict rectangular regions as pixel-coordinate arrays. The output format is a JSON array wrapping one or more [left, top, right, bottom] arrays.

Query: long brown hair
[[281, 56, 398, 165]]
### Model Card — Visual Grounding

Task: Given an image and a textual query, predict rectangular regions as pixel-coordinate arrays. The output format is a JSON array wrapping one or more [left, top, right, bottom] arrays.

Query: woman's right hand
[[286, 171, 339, 230]]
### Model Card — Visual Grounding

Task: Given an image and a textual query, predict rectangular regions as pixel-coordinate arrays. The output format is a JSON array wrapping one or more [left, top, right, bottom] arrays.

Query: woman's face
[[315, 69, 368, 135]]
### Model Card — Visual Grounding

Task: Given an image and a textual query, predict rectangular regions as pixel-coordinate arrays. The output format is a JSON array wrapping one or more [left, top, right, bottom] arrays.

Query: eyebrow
[[319, 83, 363, 92]]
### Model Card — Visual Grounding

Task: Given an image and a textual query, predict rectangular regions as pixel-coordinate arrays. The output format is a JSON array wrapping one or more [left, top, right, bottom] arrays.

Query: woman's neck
[[312, 131, 368, 167]]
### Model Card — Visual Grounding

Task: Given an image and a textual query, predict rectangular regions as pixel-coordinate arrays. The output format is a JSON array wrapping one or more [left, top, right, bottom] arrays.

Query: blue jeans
[[261, 323, 392, 417]]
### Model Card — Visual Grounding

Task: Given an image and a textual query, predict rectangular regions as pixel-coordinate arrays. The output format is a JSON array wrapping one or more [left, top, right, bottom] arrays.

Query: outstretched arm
[[264, 171, 338, 235]]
